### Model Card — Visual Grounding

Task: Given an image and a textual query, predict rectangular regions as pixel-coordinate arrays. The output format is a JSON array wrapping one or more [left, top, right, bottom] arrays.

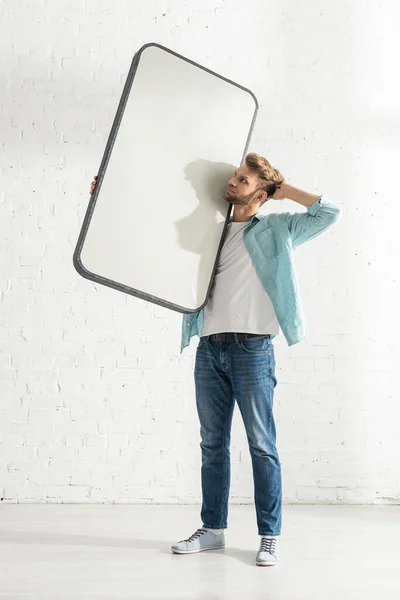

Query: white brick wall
[[1, 0, 400, 504]]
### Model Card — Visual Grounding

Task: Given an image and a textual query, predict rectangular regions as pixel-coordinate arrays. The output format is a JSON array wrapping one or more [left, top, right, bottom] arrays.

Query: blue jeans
[[194, 333, 282, 536]]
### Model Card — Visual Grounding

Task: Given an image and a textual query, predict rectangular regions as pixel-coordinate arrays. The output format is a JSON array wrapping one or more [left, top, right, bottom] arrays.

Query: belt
[[203, 332, 271, 343]]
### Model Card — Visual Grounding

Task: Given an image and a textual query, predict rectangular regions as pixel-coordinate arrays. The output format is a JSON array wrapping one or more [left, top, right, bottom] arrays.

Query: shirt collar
[[228, 212, 262, 224]]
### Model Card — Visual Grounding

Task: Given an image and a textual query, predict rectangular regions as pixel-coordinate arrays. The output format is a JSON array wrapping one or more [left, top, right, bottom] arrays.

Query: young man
[[90, 154, 340, 566], [172, 153, 341, 566]]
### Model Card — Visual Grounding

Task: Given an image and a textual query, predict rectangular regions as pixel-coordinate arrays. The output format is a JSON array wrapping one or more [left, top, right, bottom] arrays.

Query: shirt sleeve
[[283, 195, 342, 249]]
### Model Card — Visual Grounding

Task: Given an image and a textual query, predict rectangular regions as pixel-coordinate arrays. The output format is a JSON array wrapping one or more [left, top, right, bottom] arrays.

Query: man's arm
[[277, 183, 341, 249], [284, 184, 321, 207]]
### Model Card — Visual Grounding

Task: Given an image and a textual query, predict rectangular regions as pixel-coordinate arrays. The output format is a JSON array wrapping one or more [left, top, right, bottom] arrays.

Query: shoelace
[[260, 537, 277, 555], [181, 528, 208, 543]]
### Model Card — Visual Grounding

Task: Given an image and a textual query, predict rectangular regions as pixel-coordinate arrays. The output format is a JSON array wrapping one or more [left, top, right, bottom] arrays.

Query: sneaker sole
[[171, 544, 225, 554], [256, 560, 278, 566]]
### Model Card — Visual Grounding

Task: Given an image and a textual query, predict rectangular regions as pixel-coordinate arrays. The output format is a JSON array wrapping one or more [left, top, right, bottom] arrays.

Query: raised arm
[[269, 182, 341, 249]]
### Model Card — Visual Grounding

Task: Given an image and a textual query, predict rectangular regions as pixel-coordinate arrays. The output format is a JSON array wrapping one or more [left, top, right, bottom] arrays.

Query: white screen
[[75, 43, 258, 313]]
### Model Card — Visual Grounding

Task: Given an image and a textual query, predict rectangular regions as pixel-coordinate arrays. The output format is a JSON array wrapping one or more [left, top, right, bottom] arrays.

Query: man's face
[[223, 165, 266, 207]]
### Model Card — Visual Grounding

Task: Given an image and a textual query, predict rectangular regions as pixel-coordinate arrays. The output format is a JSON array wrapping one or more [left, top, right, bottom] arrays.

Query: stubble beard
[[223, 190, 256, 206]]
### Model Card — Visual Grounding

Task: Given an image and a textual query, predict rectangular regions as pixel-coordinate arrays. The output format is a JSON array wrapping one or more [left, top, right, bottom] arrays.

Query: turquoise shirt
[[180, 195, 341, 353]]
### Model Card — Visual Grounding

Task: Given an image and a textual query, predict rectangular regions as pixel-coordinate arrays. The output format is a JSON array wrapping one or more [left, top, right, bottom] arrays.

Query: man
[[173, 153, 341, 566], [89, 153, 341, 567]]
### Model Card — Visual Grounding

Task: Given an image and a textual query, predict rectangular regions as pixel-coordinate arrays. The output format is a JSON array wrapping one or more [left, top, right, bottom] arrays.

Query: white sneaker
[[171, 527, 225, 554], [256, 536, 279, 566]]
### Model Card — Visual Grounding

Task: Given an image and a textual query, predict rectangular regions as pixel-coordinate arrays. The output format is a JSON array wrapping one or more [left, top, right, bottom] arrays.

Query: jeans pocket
[[239, 336, 271, 354]]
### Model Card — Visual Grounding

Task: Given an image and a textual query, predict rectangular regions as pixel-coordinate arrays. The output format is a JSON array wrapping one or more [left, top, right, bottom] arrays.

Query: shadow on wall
[[174, 159, 235, 308]]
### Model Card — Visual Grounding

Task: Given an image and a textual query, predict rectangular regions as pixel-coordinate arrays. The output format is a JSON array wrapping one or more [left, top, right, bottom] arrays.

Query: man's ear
[[258, 190, 268, 203]]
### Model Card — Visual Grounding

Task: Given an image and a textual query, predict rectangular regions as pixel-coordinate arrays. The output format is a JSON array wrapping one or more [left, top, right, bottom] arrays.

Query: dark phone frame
[[73, 42, 259, 314]]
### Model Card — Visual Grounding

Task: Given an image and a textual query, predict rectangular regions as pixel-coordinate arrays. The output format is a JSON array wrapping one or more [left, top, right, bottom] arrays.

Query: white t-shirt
[[201, 220, 281, 336]]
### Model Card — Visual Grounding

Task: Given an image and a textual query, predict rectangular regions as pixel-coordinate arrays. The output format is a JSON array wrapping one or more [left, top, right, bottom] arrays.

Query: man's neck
[[232, 207, 258, 222]]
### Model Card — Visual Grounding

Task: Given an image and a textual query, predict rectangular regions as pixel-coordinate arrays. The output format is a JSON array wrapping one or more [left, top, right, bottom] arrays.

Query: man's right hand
[[90, 175, 98, 195]]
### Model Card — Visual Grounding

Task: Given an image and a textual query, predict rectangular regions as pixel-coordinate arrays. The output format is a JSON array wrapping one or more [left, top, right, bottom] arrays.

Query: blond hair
[[244, 152, 284, 205]]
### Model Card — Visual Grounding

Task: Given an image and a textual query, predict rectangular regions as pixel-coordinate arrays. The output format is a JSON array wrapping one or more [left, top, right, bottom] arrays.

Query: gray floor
[[0, 503, 398, 599]]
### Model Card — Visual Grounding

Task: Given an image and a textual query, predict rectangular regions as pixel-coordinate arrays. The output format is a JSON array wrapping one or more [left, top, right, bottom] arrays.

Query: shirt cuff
[[307, 194, 324, 216]]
